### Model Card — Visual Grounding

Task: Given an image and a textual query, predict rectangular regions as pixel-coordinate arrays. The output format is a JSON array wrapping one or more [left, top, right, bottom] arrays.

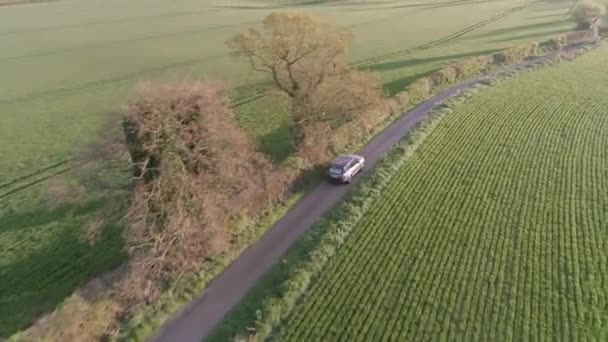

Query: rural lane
[[149, 46, 585, 342]]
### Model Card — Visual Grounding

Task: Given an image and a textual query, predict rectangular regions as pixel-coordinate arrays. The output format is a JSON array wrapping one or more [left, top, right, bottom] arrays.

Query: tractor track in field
[[148, 41, 594, 342], [0, 21, 259, 63], [0, 7, 226, 37], [0, 4, 527, 198]]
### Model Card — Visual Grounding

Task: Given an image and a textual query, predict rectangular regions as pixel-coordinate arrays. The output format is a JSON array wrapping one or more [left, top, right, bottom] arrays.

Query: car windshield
[[330, 166, 344, 174]]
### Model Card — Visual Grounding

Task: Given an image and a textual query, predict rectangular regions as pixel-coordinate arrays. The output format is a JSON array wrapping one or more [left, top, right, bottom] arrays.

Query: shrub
[[406, 78, 432, 102], [451, 55, 493, 80], [572, 0, 606, 27], [394, 90, 410, 108], [121, 80, 273, 301], [429, 67, 457, 88], [292, 70, 383, 165], [493, 43, 539, 64], [539, 35, 568, 51]]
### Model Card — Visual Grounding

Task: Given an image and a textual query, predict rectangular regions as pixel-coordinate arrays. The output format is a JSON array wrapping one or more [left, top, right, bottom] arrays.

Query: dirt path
[[149, 43, 591, 342]]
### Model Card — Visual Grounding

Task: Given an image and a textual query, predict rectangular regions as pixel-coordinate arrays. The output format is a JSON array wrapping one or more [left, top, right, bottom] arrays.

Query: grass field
[[0, 0, 581, 336], [249, 46, 608, 341]]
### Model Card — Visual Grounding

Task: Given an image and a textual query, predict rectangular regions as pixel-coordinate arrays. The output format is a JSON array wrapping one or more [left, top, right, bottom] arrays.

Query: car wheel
[[345, 176, 352, 184]]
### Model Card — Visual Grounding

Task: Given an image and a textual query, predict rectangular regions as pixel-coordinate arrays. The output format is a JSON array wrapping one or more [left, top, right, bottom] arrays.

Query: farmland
[[0, 0, 583, 337], [256, 46, 608, 341]]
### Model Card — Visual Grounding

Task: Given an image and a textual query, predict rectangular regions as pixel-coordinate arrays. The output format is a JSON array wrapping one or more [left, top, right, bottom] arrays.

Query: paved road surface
[[149, 44, 588, 342]]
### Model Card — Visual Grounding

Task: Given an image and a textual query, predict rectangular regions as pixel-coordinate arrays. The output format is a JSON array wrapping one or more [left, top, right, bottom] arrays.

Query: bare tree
[[227, 12, 351, 99], [227, 11, 355, 145]]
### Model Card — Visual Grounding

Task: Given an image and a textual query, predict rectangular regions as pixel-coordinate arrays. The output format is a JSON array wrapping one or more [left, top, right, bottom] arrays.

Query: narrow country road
[[149, 44, 588, 342]]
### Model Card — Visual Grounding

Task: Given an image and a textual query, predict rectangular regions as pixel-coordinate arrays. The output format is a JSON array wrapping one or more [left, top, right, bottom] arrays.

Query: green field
[[260, 46, 608, 341], [0, 0, 581, 336]]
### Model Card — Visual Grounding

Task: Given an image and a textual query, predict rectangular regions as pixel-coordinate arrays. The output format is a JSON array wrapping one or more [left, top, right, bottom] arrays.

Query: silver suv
[[328, 154, 365, 183]]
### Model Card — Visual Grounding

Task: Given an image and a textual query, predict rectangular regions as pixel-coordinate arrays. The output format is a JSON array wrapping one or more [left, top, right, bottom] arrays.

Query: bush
[[394, 90, 410, 108], [451, 55, 493, 80], [121, 80, 273, 301], [429, 67, 457, 88], [406, 78, 432, 102], [293, 70, 383, 165], [309, 71, 384, 129], [493, 43, 539, 64], [572, 0, 606, 27], [539, 35, 568, 51]]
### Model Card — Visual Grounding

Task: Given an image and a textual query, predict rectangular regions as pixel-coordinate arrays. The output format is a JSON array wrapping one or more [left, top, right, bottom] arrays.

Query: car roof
[[332, 154, 360, 167]]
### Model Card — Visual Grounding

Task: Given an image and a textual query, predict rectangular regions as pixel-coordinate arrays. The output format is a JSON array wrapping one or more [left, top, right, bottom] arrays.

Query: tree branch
[[281, 56, 300, 93], [246, 53, 272, 74], [270, 61, 295, 97], [287, 45, 319, 65]]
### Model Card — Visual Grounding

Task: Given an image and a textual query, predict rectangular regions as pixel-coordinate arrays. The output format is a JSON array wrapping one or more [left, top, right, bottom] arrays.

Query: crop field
[[0, 0, 581, 337], [268, 46, 608, 341]]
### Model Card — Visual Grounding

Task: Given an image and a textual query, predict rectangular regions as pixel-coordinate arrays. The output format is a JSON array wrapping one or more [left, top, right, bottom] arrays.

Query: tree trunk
[[290, 93, 314, 148]]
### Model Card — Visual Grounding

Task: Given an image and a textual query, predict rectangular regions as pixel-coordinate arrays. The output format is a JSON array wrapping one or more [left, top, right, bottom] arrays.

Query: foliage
[[572, 0, 606, 26], [295, 71, 384, 163], [120, 80, 273, 301], [450, 55, 494, 80], [429, 67, 457, 88], [227, 11, 351, 99], [492, 42, 539, 64], [226, 11, 350, 146]]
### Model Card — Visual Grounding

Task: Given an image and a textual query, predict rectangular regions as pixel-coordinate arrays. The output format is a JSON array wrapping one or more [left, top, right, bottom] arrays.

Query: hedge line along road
[[149, 43, 590, 342]]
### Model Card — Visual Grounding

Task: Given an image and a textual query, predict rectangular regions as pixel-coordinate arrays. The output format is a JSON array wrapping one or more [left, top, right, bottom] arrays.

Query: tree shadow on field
[[368, 48, 498, 73], [474, 20, 568, 39], [0, 194, 127, 336], [489, 27, 572, 43], [383, 70, 438, 96], [347, 0, 497, 11], [210, 0, 359, 10], [529, 13, 563, 20], [0, 199, 108, 234], [259, 123, 295, 164], [427, 0, 498, 10]]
